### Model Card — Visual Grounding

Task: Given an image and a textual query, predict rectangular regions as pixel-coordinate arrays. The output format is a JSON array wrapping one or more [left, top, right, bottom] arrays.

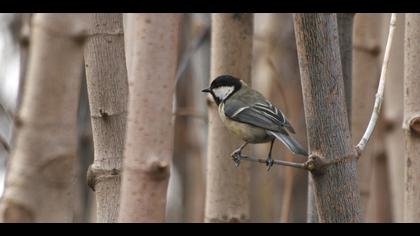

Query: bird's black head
[[202, 75, 242, 105]]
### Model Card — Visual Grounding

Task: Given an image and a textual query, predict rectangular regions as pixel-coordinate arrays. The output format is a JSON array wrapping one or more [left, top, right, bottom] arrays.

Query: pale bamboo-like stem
[[403, 13, 420, 223], [0, 13, 88, 222], [84, 13, 127, 223], [356, 13, 397, 154], [205, 13, 253, 223], [118, 13, 181, 223]]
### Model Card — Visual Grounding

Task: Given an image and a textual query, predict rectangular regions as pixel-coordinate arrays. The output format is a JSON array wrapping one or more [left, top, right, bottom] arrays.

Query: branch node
[[306, 152, 358, 173], [87, 165, 121, 191], [1, 200, 34, 223], [99, 109, 109, 119], [304, 154, 327, 174], [355, 146, 362, 158], [86, 166, 96, 191], [409, 116, 420, 135], [146, 159, 170, 181]]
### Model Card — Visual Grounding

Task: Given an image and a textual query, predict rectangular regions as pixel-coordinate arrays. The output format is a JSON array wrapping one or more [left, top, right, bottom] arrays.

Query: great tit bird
[[202, 75, 308, 169]]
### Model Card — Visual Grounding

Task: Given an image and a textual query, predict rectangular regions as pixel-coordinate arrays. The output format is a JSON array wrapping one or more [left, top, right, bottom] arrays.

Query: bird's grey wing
[[223, 99, 289, 133], [252, 101, 295, 133]]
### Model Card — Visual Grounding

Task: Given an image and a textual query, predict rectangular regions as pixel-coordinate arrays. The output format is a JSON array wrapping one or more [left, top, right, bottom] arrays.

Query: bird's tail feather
[[268, 131, 308, 157]]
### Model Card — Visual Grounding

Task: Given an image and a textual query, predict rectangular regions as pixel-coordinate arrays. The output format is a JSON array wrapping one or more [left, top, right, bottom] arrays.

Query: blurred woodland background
[[0, 13, 416, 223]]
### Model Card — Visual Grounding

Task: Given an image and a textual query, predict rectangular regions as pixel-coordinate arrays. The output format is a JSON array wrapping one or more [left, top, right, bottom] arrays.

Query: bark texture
[[294, 13, 362, 223], [306, 14, 354, 223], [306, 13, 355, 223], [84, 13, 128, 223], [118, 13, 181, 223], [0, 13, 88, 222], [404, 13, 420, 222], [337, 13, 354, 123], [205, 13, 253, 223]]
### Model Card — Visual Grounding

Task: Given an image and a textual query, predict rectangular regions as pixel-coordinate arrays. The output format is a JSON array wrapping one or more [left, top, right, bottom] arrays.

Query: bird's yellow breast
[[219, 103, 271, 143]]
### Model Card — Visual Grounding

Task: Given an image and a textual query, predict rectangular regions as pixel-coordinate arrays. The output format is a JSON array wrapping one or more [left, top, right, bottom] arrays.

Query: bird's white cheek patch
[[213, 86, 234, 101]]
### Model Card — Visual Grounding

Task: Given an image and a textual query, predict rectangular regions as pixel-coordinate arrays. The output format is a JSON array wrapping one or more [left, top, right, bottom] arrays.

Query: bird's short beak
[[201, 88, 211, 93]]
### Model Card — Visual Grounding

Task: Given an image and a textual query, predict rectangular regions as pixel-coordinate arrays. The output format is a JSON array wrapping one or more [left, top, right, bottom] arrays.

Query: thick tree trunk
[[306, 14, 354, 223], [337, 13, 354, 123], [118, 13, 181, 223], [294, 13, 362, 223], [205, 13, 253, 223], [383, 13, 405, 223], [306, 14, 354, 224], [306, 13, 356, 223], [0, 13, 87, 222], [404, 13, 420, 223], [84, 13, 128, 223]]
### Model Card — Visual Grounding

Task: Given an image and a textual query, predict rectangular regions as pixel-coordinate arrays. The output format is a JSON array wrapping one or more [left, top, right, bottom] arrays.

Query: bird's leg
[[231, 142, 248, 167], [230, 141, 307, 170], [266, 139, 275, 171]]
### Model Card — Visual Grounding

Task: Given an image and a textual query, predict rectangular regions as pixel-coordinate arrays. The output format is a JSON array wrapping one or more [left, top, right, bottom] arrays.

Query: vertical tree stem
[[403, 13, 420, 222], [294, 13, 362, 223], [0, 13, 88, 222], [84, 13, 128, 223], [205, 13, 253, 223], [118, 13, 181, 223]]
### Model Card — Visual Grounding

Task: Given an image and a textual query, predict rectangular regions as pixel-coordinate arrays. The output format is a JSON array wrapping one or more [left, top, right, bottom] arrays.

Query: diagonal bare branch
[[356, 13, 397, 155]]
